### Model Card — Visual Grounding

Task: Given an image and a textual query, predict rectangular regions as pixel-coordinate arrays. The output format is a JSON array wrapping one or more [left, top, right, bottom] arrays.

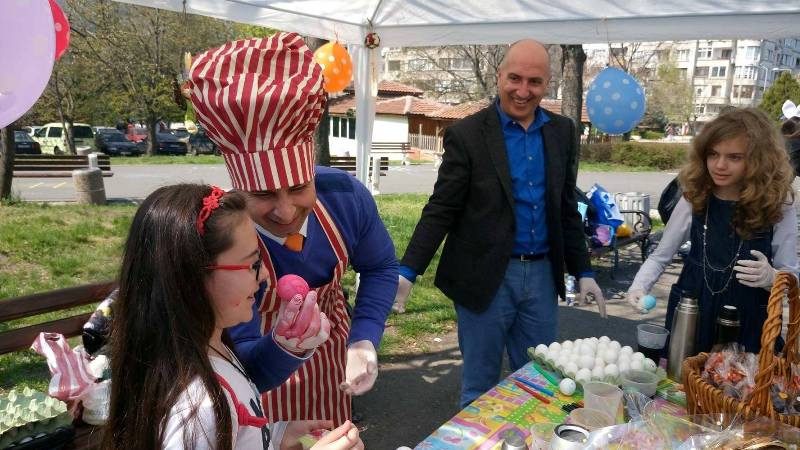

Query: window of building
[[766, 49, 774, 62], [340, 118, 348, 137], [734, 66, 756, 79], [331, 117, 340, 138], [387, 60, 401, 71], [694, 66, 709, 77], [697, 48, 712, 59], [695, 104, 705, 114], [710, 85, 721, 96], [438, 57, 471, 70], [347, 118, 356, 139], [743, 46, 760, 60], [408, 59, 434, 71], [740, 85, 753, 98], [696, 87, 704, 96], [676, 49, 690, 61], [706, 104, 722, 114], [720, 49, 732, 59], [710, 66, 726, 77], [678, 68, 688, 79]]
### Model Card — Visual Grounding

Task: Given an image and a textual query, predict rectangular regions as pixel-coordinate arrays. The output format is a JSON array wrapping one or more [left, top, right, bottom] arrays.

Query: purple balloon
[[0, 0, 55, 129]]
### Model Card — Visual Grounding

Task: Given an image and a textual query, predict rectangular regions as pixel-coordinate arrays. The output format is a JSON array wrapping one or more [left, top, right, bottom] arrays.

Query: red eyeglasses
[[205, 257, 263, 281]]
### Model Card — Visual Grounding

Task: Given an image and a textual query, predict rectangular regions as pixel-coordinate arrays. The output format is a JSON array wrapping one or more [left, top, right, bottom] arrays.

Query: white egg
[[620, 345, 633, 355], [594, 357, 605, 369], [597, 342, 608, 352], [559, 378, 577, 396], [591, 366, 605, 380], [604, 363, 619, 378], [609, 341, 622, 351], [617, 352, 630, 364], [562, 340, 573, 350], [603, 349, 618, 364], [578, 355, 594, 370], [579, 345, 594, 356], [632, 352, 645, 361], [576, 368, 592, 384], [599, 336, 611, 344], [630, 359, 644, 371], [618, 360, 631, 374], [643, 358, 657, 372], [565, 362, 579, 378], [557, 356, 570, 369], [588, 337, 599, 345], [549, 342, 562, 354], [535, 344, 549, 357], [574, 339, 584, 348], [568, 353, 580, 364]]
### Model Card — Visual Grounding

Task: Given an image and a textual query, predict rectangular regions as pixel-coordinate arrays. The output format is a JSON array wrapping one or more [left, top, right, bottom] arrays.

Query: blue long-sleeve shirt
[[230, 166, 399, 392]]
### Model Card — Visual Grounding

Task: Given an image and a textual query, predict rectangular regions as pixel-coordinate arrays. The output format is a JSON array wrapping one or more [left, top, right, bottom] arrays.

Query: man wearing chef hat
[[188, 32, 398, 426]]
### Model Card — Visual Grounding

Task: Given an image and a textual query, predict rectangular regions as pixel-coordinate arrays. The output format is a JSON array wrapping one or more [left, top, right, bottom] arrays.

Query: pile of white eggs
[[533, 336, 657, 385]]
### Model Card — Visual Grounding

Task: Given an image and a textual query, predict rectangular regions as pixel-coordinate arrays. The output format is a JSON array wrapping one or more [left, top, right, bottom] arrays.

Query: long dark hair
[[103, 184, 248, 449]]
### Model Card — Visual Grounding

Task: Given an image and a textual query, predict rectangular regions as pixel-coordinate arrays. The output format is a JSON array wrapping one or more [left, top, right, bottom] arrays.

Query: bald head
[[499, 39, 551, 74], [496, 39, 551, 129]]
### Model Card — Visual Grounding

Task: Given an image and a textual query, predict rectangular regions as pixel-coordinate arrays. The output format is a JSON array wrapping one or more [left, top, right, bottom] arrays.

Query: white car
[[33, 123, 96, 154]]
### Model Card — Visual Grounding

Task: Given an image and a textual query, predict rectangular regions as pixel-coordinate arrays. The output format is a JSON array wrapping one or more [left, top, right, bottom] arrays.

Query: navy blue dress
[[665, 195, 773, 354]]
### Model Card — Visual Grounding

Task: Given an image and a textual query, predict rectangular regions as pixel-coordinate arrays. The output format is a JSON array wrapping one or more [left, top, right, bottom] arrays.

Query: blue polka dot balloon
[[586, 67, 646, 135]]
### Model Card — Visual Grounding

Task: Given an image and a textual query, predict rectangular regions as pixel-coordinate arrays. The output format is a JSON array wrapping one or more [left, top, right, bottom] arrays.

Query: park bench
[[370, 142, 411, 165], [0, 281, 116, 449], [587, 209, 653, 279], [12, 154, 114, 178], [329, 156, 389, 176]]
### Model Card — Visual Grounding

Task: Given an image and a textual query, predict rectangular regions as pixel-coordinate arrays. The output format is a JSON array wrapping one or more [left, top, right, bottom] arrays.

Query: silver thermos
[[667, 292, 699, 381]]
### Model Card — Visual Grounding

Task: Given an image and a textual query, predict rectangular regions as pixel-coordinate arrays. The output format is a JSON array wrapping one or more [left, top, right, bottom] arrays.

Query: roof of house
[[343, 80, 423, 97], [426, 98, 590, 123], [328, 94, 446, 116]]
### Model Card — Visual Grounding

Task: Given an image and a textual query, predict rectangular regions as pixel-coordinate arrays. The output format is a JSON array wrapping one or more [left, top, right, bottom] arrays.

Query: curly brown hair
[[679, 107, 794, 239]]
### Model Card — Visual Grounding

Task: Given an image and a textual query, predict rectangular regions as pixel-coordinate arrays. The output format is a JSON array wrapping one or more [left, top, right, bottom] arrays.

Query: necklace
[[702, 204, 743, 296], [208, 343, 250, 382]]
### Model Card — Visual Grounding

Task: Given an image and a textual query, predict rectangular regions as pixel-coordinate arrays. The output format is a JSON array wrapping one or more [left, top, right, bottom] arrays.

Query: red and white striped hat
[[189, 33, 325, 191]]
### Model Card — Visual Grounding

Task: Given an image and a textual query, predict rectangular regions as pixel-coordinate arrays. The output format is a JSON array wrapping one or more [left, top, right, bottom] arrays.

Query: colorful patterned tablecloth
[[415, 362, 686, 450]]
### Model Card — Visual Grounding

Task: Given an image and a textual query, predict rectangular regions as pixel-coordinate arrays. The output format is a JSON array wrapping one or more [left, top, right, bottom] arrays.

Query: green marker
[[531, 361, 559, 387]]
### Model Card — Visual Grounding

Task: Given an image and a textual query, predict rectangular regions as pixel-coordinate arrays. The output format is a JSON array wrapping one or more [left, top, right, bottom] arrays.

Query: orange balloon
[[313, 42, 353, 93]]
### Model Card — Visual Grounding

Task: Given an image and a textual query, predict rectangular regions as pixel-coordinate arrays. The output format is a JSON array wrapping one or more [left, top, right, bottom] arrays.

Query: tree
[[760, 71, 800, 120], [560, 45, 586, 146], [0, 123, 17, 200], [647, 57, 695, 134]]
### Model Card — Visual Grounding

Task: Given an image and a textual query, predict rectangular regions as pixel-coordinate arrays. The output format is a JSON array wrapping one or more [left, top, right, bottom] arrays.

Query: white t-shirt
[[162, 351, 287, 449]]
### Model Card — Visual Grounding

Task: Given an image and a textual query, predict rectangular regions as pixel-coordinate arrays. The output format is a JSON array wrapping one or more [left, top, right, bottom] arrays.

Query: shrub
[[581, 142, 688, 169], [640, 130, 665, 140]]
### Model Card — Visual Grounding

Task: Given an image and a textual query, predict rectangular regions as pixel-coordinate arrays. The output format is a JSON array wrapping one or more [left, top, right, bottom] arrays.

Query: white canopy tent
[[114, 0, 800, 185]]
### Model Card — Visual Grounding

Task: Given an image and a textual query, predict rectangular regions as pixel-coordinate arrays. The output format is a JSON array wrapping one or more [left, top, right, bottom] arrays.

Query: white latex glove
[[627, 289, 646, 312], [392, 275, 413, 314], [577, 277, 607, 318], [734, 250, 777, 290], [339, 340, 378, 396], [274, 291, 331, 354]]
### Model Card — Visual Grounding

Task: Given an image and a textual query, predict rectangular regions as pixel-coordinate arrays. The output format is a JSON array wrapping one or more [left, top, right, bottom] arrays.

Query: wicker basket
[[682, 271, 800, 428]]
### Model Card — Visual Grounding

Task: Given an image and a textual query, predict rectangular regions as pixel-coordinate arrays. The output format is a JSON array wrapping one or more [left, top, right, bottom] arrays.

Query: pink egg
[[276, 274, 310, 301]]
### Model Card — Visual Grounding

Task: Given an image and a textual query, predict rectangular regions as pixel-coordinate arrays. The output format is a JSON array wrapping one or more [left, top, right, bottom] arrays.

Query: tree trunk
[[0, 126, 16, 200], [560, 45, 586, 148], [304, 36, 331, 166], [147, 117, 159, 156]]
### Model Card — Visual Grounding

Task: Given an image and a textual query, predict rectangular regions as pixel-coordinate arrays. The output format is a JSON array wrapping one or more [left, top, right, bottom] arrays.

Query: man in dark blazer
[[394, 39, 606, 407]]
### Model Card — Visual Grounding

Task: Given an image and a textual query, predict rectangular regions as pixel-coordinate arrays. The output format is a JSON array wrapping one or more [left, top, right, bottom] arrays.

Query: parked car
[[154, 132, 188, 155], [33, 122, 96, 154], [172, 127, 191, 143], [187, 127, 220, 155], [22, 126, 43, 137], [95, 129, 142, 156], [13, 131, 42, 154]]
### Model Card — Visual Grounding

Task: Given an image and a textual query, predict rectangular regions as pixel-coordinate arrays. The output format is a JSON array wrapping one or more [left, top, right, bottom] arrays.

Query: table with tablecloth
[[415, 361, 685, 449]]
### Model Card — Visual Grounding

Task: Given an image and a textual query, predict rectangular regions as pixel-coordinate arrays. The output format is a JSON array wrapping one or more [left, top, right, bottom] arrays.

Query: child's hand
[[734, 250, 777, 290], [281, 420, 333, 450], [310, 421, 363, 450]]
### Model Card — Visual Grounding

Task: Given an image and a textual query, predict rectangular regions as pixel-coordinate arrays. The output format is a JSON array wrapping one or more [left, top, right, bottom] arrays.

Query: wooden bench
[[588, 210, 653, 279], [12, 154, 114, 178], [1, 281, 116, 449], [329, 156, 389, 176], [370, 142, 411, 165]]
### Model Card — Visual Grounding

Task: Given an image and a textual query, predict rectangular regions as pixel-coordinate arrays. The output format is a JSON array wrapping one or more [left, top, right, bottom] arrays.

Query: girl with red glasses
[[103, 184, 362, 449]]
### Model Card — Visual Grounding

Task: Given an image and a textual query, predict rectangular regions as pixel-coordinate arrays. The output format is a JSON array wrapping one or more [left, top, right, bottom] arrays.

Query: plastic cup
[[582, 382, 623, 424], [568, 407, 614, 431], [636, 324, 669, 349]]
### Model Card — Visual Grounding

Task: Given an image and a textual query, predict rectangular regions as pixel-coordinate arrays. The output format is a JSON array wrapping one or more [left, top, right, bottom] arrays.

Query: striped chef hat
[[189, 33, 325, 191]]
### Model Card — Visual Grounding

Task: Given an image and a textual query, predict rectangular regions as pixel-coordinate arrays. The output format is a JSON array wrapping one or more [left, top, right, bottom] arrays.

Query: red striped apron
[[256, 200, 351, 426]]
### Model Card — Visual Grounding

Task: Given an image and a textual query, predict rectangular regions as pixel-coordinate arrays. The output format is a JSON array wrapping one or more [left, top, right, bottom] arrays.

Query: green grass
[[110, 154, 224, 165]]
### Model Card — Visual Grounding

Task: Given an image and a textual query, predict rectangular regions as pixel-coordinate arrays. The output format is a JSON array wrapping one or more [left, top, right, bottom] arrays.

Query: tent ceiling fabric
[[114, 0, 800, 45]]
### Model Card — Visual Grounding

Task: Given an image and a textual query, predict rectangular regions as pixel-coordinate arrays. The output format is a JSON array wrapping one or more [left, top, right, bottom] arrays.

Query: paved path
[[12, 163, 678, 204]]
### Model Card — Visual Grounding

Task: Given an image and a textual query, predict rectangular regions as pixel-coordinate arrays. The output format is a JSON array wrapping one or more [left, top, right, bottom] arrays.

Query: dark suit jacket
[[401, 103, 592, 312]]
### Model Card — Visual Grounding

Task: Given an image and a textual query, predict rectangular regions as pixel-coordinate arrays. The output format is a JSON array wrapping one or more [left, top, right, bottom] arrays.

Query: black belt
[[511, 253, 547, 261]]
